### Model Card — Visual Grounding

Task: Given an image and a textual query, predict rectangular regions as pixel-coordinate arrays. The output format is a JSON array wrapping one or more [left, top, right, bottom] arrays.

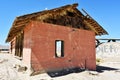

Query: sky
[[0, 0, 120, 45]]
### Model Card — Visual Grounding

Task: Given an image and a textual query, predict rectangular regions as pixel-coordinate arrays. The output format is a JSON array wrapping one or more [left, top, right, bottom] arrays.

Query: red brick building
[[6, 3, 108, 74]]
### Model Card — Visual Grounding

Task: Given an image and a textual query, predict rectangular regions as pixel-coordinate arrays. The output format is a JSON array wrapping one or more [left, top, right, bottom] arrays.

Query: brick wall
[[23, 23, 33, 68], [10, 38, 16, 55], [24, 21, 96, 73]]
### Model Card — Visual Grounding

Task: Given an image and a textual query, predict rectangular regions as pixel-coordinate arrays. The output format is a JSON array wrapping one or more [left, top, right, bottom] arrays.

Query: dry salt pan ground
[[0, 53, 120, 80]]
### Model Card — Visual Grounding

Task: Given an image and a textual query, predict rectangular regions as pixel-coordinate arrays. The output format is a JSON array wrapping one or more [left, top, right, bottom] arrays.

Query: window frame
[[55, 40, 64, 58]]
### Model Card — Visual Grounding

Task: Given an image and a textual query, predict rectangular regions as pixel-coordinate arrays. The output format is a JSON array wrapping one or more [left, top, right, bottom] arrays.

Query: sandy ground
[[0, 53, 120, 80]]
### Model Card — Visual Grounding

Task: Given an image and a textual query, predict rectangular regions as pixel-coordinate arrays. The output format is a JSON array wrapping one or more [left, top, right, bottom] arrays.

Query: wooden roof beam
[[84, 20, 99, 35]]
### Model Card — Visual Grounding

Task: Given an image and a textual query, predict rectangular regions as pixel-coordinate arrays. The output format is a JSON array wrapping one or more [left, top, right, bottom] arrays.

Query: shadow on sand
[[96, 65, 119, 73], [47, 67, 85, 77], [47, 66, 119, 77]]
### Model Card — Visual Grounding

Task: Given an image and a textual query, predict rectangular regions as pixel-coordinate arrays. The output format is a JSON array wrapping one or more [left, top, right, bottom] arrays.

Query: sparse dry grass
[[96, 58, 103, 65]]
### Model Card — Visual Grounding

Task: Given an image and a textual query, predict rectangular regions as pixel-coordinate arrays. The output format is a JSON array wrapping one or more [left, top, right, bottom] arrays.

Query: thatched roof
[[6, 3, 108, 42]]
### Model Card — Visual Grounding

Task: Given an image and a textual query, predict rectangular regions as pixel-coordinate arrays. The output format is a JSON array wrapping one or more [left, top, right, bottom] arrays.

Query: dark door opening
[[15, 32, 24, 58]]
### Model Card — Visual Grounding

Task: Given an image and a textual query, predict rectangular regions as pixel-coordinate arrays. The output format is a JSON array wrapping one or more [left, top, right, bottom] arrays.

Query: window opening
[[55, 40, 64, 57]]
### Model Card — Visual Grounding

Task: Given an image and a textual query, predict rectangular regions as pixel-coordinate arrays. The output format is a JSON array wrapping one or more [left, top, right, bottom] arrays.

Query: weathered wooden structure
[[6, 3, 108, 75]]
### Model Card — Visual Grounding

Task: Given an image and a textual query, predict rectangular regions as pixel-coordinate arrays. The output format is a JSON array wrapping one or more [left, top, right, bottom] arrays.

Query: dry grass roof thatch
[[6, 3, 108, 42]]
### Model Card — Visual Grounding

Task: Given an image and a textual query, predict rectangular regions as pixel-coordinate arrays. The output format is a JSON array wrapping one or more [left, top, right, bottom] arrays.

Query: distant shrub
[[96, 58, 101, 63]]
